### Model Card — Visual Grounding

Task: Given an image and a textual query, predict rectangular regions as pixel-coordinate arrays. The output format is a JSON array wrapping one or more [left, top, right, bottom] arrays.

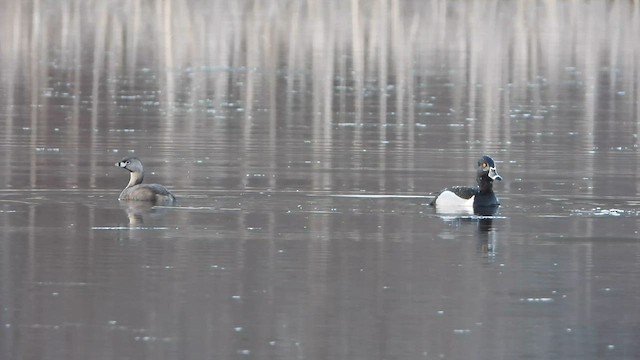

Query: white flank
[[436, 190, 475, 210]]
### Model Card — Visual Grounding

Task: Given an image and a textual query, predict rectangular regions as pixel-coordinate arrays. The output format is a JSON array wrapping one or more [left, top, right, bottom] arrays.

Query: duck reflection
[[433, 203, 499, 217], [477, 217, 497, 256], [119, 201, 170, 226], [434, 205, 499, 256]]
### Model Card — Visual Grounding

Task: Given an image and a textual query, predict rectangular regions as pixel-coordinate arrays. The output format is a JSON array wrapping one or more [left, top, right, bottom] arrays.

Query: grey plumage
[[115, 157, 176, 203]]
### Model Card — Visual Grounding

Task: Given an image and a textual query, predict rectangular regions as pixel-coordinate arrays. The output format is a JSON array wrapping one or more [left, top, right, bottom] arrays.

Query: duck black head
[[476, 155, 502, 185]]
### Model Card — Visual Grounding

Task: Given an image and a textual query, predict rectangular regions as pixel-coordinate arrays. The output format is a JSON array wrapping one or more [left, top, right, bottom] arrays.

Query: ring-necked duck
[[115, 157, 176, 203], [430, 155, 502, 214]]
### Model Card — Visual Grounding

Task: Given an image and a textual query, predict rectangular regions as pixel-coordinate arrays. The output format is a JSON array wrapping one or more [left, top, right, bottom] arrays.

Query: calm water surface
[[1, 1, 640, 359]]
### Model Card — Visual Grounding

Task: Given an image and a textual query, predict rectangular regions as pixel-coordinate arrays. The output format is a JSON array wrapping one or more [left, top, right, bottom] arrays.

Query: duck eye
[[482, 162, 488, 168]]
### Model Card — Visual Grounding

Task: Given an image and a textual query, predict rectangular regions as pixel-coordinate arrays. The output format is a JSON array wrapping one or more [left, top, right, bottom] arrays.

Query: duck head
[[116, 157, 144, 173], [477, 155, 502, 184]]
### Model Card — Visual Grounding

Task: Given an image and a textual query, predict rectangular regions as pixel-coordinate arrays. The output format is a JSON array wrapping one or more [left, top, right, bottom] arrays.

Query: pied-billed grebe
[[115, 157, 176, 203], [430, 155, 502, 214]]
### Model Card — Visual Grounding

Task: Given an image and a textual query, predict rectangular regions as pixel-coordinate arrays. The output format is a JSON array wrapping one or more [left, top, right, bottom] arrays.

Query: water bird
[[430, 155, 502, 215], [115, 157, 176, 203]]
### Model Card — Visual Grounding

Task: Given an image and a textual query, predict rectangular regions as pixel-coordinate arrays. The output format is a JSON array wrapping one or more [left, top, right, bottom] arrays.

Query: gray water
[[1, 1, 640, 359]]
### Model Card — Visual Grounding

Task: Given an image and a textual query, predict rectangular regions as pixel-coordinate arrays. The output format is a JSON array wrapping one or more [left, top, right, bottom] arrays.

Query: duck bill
[[488, 167, 502, 181]]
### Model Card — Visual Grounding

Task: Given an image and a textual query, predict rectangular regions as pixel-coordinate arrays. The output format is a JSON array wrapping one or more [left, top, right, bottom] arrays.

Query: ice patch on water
[[92, 226, 170, 230], [571, 208, 636, 217], [34, 281, 91, 286], [439, 215, 506, 221], [134, 336, 175, 343], [320, 194, 430, 199], [520, 297, 554, 303]]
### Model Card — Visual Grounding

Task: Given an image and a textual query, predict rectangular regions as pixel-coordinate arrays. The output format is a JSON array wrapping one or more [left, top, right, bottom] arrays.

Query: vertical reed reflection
[[0, 0, 638, 191]]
